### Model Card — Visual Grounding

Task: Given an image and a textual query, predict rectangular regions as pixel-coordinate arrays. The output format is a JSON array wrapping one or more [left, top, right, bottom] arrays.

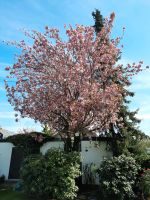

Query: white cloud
[[0, 111, 15, 119], [117, 58, 133, 65], [0, 62, 12, 66], [0, 63, 12, 80], [0, 102, 10, 107], [0, 113, 42, 133], [130, 70, 150, 90], [136, 113, 150, 120], [5, 124, 42, 133], [117, 58, 150, 91]]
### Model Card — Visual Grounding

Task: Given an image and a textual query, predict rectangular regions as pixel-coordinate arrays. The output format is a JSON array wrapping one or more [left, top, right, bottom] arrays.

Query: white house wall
[[0, 140, 112, 184], [0, 142, 14, 179], [81, 141, 112, 164], [81, 141, 112, 184], [40, 140, 112, 185]]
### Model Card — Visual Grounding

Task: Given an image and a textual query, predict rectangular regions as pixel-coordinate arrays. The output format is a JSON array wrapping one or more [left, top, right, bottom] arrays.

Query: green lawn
[[0, 189, 28, 200]]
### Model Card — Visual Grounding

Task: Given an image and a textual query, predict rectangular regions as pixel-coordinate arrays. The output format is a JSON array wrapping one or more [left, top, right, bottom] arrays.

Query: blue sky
[[0, 0, 150, 135]]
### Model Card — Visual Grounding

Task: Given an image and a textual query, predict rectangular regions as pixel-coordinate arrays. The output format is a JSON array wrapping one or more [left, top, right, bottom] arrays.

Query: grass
[[0, 187, 28, 200], [0, 184, 99, 200]]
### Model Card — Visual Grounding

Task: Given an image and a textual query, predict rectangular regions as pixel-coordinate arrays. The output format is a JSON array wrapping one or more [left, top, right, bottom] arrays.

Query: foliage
[[109, 108, 147, 156], [5, 13, 143, 141], [92, 9, 148, 156], [128, 139, 150, 167], [42, 124, 53, 136], [97, 154, 140, 200], [138, 169, 150, 198], [5, 134, 40, 155], [21, 149, 81, 200], [132, 138, 150, 153], [82, 163, 98, 184], [5, 134, 37, 148], [92, 9, 104, 34]]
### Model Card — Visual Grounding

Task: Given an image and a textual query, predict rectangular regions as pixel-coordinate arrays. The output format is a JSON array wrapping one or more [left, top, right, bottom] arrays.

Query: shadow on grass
[[0, 185, 29, 200]]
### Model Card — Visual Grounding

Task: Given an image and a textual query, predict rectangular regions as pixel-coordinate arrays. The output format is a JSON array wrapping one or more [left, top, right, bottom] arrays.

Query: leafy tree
[[5, 13, 143, 151], [92, 9, 104, 34], [92, 9, 148, 156], [128, 139, 150, 168]]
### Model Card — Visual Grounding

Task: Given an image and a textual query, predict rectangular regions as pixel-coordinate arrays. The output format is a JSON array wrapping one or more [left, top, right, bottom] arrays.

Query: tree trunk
[[109, 124, 124, 157], [64, 136, 81, 152], [64, 137, 72, 152]]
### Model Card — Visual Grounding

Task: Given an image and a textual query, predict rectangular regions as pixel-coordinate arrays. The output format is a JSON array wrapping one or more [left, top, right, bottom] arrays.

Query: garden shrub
[[21, 149, 81, 200], [136, 154, 150, 171], [128, 139, 150, 166], [138, 169, 150, 199], [97, 154, 140, 200]]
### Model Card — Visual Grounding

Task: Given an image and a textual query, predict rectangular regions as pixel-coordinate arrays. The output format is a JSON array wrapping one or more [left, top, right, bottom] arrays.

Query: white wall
[[40, 141, 64, 155], [0, 142, 14, 179], [81, 141, 112, 164], [81, 141, 112, 184], [40, 140, 113, 185], [0, 140, 112, 184]]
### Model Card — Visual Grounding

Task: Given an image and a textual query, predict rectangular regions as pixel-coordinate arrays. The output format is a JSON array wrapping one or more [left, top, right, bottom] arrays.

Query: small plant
[[83, 163, 98, 184], [97, 154, 140, 200], [21, 149, 81, 200]]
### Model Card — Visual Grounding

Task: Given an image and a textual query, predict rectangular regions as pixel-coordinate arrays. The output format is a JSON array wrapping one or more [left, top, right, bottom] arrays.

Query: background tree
[[42, 124, 53, 136], [5, 13, 143, 151], [92, 9, 148, 156], [92, 9, 104, 34]]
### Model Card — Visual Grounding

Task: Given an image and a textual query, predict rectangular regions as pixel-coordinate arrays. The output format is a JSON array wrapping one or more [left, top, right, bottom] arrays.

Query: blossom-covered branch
[[5, 13, 143, 137]]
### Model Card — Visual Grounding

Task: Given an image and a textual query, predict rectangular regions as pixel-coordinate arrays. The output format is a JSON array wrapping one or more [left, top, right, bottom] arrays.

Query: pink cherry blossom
[[5, 13, 144, 137]]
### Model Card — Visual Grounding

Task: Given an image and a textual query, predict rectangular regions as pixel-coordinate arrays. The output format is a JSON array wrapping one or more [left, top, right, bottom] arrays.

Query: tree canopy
[[5, 13, 143, 138], [92, 9, 148, 156]]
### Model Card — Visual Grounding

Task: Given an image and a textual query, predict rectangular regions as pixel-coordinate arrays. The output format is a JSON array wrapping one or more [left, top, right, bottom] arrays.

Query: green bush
[[97, 155, 140, 200], [136, 154, 150, 170], [138, 169, 150, 198], [21, 149, 81, 200], [128, 139, 150, 167]]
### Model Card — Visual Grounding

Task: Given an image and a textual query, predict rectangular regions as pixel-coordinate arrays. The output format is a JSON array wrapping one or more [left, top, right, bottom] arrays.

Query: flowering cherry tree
[[5, 14, 143, 140]]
